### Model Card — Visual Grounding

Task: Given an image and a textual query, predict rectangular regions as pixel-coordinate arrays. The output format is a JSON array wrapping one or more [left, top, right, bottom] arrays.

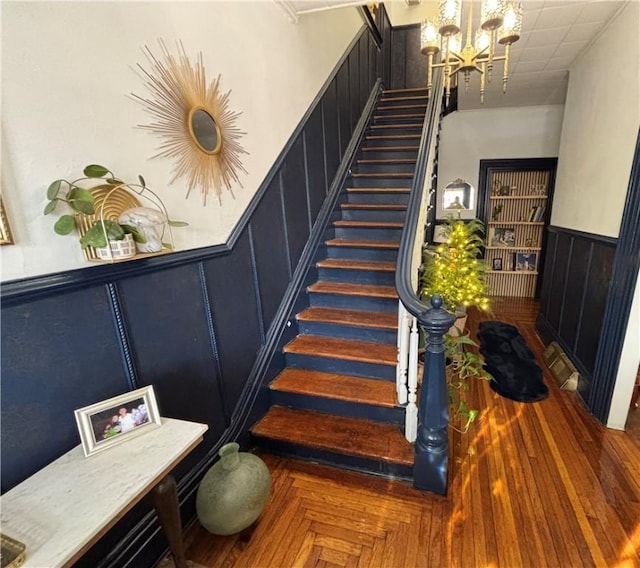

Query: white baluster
[[405, 315, 420, 442], [396, 301, 409, 404]]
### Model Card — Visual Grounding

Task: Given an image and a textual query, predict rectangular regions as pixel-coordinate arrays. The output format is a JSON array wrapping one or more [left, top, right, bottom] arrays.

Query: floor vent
[[543, 342, 579, 391]]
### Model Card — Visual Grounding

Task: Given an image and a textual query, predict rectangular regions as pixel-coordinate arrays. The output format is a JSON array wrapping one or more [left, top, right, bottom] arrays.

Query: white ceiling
[[277, 0, 626, 110]]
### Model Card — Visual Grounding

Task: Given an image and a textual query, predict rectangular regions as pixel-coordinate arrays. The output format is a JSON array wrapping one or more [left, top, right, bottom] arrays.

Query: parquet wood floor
[[185, 298, 640, 567]]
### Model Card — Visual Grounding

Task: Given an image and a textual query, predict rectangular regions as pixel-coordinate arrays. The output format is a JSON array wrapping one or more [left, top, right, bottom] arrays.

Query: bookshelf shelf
[[488, 221, 545, 225], [490, 195, 548, 200], [482, 165, 555, 297], [488, 270, 539, 275]]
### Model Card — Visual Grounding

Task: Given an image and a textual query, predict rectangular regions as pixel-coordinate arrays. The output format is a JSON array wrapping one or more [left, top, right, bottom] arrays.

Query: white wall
[[551, 2, 639, 238], [436, 105, 565, 220], [385, 0, 436, 27], [0, 2, 362, 281], [548, 1, 639, 429]]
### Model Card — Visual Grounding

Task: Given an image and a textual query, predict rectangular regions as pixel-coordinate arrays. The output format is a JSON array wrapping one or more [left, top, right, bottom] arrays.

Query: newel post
[[413, 295, 455, 494]]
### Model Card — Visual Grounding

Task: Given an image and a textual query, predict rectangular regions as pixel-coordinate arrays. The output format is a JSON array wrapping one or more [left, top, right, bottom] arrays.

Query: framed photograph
[[515, 252, 537, 272], [492, 257, 503, 271], [498, 185, 511, 196], [489, 226, 515, 248], [74, 386, 161, 457], [433, 223, 449, 243], [0, 196, 14, 245]]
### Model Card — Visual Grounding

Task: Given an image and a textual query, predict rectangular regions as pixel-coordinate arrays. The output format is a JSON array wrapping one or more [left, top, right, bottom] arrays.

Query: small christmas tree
[[422, 216, 489, 313]]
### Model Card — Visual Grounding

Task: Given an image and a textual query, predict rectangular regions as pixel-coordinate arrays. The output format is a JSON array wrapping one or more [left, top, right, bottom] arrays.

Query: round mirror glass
[[442, 179, 474, 211], [190, 109, 220, 153]]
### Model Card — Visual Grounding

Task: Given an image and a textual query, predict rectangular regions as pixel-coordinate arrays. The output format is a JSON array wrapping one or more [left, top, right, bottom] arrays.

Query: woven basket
[[76, 185, 141, 262]]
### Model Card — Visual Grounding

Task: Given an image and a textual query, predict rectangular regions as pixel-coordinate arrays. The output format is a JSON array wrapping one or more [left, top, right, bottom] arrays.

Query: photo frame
[[489, 226, 515, 248], [74, 386, 161, 457], [492, 257, 503, 271], [515, 252, 537, 272], [0, 195, 14, 245], [433, 223, 449, 243]]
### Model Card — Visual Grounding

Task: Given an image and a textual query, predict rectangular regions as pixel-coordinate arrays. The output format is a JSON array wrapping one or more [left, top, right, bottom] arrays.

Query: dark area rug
[[477, 321, 549, 403]]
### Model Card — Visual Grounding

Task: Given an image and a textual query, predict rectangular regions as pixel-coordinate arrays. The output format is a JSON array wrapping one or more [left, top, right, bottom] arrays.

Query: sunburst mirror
[[132, 41, 248, 205]]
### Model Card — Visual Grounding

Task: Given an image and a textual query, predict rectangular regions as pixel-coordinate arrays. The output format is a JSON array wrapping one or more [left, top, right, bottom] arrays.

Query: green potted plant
[[420, 215, 492, 431], [421, 215, 490, 329], [44, 164, 185, 259], [445, 328, 493, 433]]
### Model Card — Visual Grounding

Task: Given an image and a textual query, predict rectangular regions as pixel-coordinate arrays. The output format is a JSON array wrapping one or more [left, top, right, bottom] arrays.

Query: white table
[[0, 417, 208, 568]]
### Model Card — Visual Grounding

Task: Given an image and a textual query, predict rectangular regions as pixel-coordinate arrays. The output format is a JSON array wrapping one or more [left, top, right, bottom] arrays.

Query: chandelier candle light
[[421, 0, 523, 104]]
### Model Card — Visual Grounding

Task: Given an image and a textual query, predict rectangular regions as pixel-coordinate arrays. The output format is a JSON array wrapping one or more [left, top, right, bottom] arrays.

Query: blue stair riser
[[368, 126, 422, 137], [349, 176, 413, 188], [317, 266, 395, 286], [285, 352, 396, 382], [340, 208, 406, 222], [334, 226, 403, 240], [269, 391, 404, 425], [345, 192, 410, 205], [297, 319, 397, 344], [323, 245, 399, 262], [360, 149, 418, 160], [364, 137, 421, 148], [375, 106, 428, 116], [373, 115, 426, 125], [250, 438, 413, 482], [353, 162, 417, 174], [308, 291, 397, 312]]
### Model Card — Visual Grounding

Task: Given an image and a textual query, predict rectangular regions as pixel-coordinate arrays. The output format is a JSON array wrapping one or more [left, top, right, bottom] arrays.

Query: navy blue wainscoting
[[536, 226, 617, 405], [1, 21, 388, 567], [390, 23, 427, 90]]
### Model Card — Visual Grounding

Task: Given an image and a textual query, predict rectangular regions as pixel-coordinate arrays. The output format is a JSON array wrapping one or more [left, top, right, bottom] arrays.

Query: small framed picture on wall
[[492, 257, 503, 271]]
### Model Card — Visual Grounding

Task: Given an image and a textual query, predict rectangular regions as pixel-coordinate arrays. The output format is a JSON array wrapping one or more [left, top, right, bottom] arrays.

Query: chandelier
[[421, 0, 523, 104]]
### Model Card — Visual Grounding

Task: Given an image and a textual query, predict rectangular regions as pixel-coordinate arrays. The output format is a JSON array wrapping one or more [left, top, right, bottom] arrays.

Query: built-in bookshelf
[[484, 169, 551, 297]]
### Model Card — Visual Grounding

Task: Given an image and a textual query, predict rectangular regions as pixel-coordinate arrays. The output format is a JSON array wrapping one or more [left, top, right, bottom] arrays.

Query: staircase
[[252, 88, 429, 481]]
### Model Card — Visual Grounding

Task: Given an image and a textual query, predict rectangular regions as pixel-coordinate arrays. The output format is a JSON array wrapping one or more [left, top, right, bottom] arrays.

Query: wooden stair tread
[[270, 369, 397, 407], [366, 134, 421, 140], [284, 335, 397, 365], [356, 159, 417, 164], [340, 203, 407, 210], [346, 187, 410, 193], [334, 220, 404, 228], [382, 87, 429, 94], [374, 113, 425, 120], [379, 95, 428, 102], [361, 145, 420, 151], [351, 173, 414, 178], [316, 258, 395, 271], [297, 307, 397, 330], [370, 124, 423, 129], [325, 238, 400, 249], [252, 406, 414, 466], [307, 281, 398, 299], [376, 104, 427, 111]]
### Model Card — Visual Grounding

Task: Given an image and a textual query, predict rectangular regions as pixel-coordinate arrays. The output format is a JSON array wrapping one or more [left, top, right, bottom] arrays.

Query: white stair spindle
[[405, 315, 420, 442], [396, 301, 409, 404]]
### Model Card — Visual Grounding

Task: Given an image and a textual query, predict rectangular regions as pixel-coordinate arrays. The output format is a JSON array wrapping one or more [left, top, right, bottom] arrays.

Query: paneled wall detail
[[1, 19, 390, 566], [536, 226, 616, 403], [390, 24, 426, 90]]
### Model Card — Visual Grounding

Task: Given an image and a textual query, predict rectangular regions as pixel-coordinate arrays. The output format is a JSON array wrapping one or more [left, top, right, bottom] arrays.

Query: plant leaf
[[44, 200, 58, 215], [69, 186, 95, 203], [162, 242, 174, 250], [138, 174, 146, 188], [83, 164, 109, 178], [106, 178, 125, 186], [47, 180, 63, 200], [121, 224, 146, 243], [54, 215, 76, 235], [168, 220, 188, 227], [80, 220, 123, 248]]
